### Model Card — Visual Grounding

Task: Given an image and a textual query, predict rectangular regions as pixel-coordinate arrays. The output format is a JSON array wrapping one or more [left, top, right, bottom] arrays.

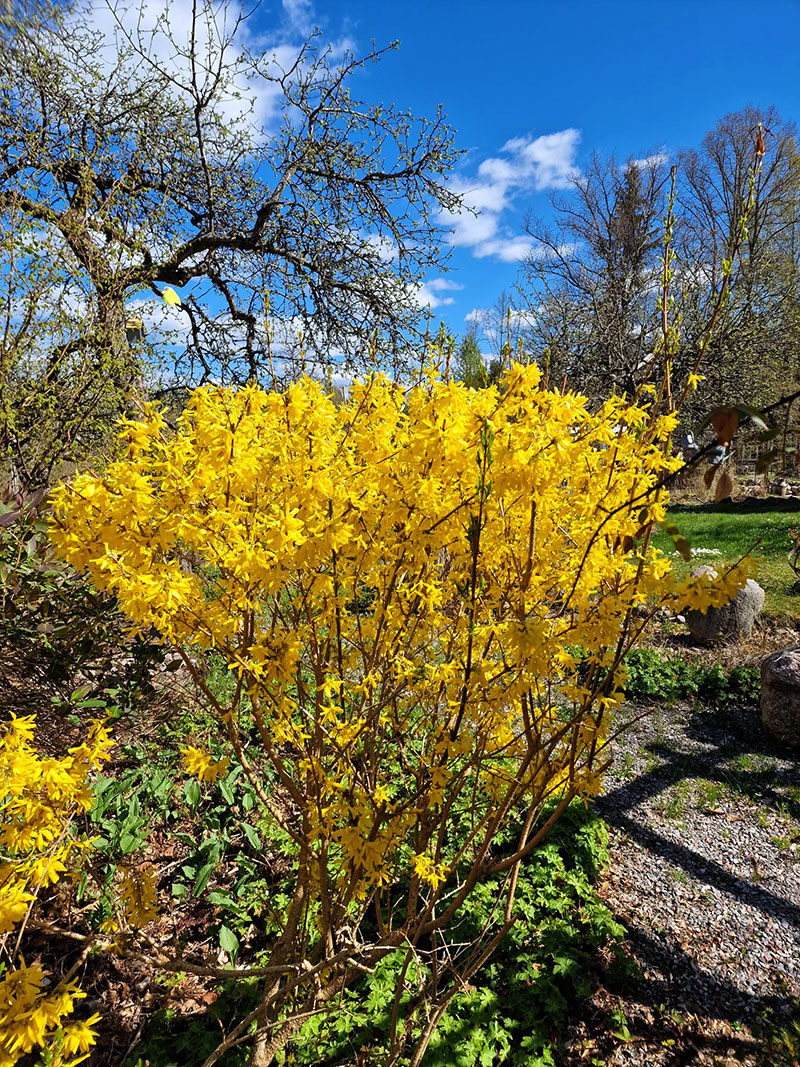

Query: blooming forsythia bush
[[0, 715, 112, 1066], [48, 364, 746, 1065]]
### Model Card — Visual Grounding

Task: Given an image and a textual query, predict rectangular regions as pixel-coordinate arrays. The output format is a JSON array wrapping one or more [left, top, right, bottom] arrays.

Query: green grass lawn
[[652, 499, 800, 621]]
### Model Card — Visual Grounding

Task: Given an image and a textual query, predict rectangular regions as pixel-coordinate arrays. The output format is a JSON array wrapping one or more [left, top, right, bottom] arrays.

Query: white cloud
[[445, 208, 500, 251], [630, 153, 669, 169], [472, 235, 536, 263], [65, 0, 336, 134], [412, 277, 463, 309], [282, 0, 314, 35], [497, 129, 582, 191], [444, 128, 581, 262]]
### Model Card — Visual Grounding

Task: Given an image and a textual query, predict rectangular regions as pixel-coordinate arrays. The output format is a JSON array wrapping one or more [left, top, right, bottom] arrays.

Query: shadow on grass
[[669, 498, 800, 515]]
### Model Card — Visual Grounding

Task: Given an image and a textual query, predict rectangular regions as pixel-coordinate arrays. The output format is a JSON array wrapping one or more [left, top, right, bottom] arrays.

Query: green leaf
[[208, 890, 237, 909], [219, 924, 239, 962], [735, 405, 768, 432], [119, 830, 147, 855], [184, 779, 201, 812], [241, 823, 261, 850], [194, 849, 221, 896]]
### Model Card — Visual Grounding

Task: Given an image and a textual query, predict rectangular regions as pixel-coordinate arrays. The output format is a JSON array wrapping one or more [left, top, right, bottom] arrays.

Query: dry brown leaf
[[711, 407, 739, 446], [715, 470, 733, 502], [704, 464, 719, 489]]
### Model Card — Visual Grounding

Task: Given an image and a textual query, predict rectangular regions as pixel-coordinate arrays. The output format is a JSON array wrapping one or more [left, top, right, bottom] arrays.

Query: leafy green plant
[[286, 804, 633, 1067], [87, 735, 280, 953], [622, 648, 760, 704]]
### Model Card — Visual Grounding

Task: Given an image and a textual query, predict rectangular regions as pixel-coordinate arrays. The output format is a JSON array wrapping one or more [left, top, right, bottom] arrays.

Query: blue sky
[[273, 0, 800, 345]]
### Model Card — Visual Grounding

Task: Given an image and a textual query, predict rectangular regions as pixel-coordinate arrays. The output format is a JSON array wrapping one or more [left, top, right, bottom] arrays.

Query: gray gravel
[[578, 697, 800, 1064]]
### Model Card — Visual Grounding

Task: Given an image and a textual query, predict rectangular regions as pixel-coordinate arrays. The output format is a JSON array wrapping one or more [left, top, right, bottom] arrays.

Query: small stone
[[761, 647, 800, 747], [685, 565, 765, 645]]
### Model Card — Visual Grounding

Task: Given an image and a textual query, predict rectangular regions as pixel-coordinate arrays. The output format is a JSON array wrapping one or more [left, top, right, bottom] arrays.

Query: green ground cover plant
[[124, 803, 630, 1067], [622, 648, 761, 704]]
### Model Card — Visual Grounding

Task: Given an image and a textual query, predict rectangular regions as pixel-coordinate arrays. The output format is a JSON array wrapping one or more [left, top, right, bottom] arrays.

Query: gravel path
[[574, 697, 800, 1065]]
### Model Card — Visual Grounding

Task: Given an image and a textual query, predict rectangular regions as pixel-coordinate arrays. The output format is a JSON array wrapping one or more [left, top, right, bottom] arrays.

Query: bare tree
[[520, 153, 668, 396], [676, 105, 800, 420], [0, 0, 462, 485], [515, 108, 800, 420], [465, 288, 535, 383]]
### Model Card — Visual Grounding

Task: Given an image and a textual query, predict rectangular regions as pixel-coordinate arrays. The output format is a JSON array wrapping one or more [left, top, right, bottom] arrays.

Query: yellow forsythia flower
[[61, 1013, 102, 1057], [48, 366, 750, 902], [412, 854, 450, 889], [180, 745, 230, 784], [0, 716, 111, 1066]]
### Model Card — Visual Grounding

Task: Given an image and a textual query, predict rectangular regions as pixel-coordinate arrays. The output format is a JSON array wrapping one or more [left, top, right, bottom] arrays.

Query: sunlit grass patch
[[654, 500, 800, 620]]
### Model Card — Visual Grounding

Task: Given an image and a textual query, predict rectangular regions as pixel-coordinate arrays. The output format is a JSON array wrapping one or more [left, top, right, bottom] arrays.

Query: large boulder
[[685, 565, 765, 646], [761, 649, 800, 747]]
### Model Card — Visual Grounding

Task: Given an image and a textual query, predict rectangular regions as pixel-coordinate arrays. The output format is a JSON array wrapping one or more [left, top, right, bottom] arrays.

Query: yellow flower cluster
[[49, 365, 747, 903], [181, 745, 230, 784], [412, 854, 450, 889], [0, 963, 100, 1067], [0, 715, 112, 1066]]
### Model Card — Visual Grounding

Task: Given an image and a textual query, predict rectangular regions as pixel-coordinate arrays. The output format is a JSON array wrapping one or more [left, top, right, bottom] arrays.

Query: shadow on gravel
[[590, 698, 800, 1045], [596, 703, 800, 931], [597, 803, 800, 931], [606, 918, 796, 1021]]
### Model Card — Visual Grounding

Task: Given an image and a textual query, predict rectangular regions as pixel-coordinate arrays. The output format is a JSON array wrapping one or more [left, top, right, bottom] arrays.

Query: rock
[[685, 565, 765, 645], [761, 648, 800, 746]]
